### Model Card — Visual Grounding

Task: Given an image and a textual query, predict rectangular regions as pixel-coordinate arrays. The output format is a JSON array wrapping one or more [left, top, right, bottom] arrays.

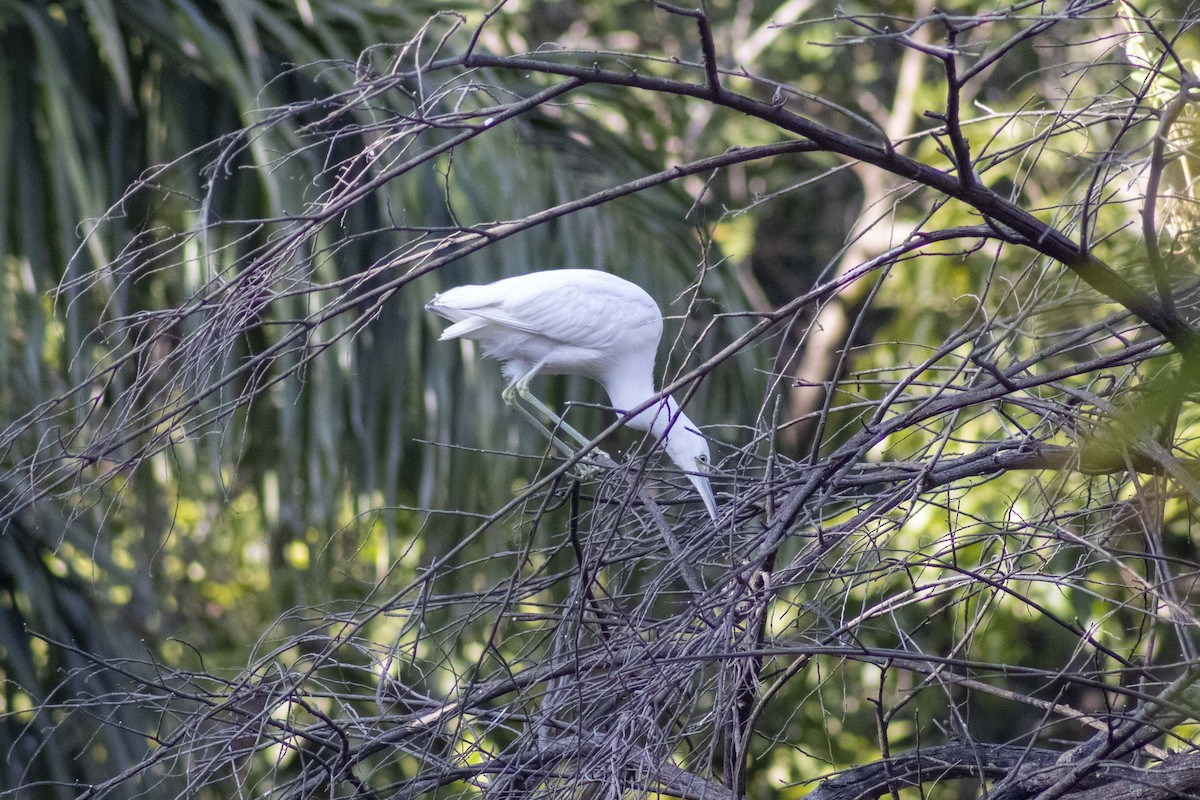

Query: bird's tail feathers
[[438, 316, 490, 340]]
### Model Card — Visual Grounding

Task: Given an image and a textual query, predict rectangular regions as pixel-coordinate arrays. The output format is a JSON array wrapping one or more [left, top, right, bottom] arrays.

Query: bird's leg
[[514, 387, 594, 450], [503, 363, 611, 475], [503, 361, 595, 448], [509, 396, 581, 459], [511, 399, 609, 480]]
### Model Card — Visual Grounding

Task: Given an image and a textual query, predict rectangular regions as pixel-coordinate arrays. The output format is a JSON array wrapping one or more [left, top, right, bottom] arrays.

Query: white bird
[[426, 269, 718, 521]]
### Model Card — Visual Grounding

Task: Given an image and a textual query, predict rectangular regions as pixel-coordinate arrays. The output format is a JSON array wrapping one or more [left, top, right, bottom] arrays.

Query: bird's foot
[[569, 448, 612, 480]]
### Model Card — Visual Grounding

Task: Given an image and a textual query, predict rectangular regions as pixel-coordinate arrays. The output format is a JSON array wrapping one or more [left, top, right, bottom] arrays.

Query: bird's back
[[427, 270, 664, 381]]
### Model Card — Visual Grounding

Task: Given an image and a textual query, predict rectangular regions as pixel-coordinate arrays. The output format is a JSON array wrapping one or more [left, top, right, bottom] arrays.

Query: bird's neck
[[604, 372, 686, 440]]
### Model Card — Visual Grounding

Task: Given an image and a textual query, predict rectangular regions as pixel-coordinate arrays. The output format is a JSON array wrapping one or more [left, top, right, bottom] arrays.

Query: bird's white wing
[[429, 295, 547, 338], [437, 316, 491, 340], [431, 271, 663, 350], [506, 274, 663, 350]]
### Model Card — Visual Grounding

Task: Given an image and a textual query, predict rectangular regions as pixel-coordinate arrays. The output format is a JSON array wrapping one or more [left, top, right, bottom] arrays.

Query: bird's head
[[661, 412, 719, 522]]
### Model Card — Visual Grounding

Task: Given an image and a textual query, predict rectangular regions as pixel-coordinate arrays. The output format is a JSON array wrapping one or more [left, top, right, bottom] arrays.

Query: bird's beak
[[688, 464, 718, 522]]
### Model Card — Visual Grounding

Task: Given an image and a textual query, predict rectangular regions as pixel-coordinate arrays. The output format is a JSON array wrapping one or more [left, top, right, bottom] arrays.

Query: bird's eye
[[698, 454, 709, 465]]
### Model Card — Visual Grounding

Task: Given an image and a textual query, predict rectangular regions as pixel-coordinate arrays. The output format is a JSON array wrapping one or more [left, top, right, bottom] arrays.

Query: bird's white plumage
[[429, 270, 662, 385], [427, 269, 718, 520]]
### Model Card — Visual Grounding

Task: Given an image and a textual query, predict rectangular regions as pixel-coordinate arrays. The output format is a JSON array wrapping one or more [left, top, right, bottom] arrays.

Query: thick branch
[[939, 24, 976, 187], [805, 743, 1056, 800], [805, 745, 1200, 800], [454, 51, 1200, 358], [654, 2, 722, 94]]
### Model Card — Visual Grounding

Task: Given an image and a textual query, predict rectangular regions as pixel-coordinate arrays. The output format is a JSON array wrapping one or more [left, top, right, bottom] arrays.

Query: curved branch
[[446, 50, 1200, 357]]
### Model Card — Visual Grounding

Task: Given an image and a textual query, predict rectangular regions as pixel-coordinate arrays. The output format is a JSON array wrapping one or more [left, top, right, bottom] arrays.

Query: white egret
[[426, 269, 718, 521]]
